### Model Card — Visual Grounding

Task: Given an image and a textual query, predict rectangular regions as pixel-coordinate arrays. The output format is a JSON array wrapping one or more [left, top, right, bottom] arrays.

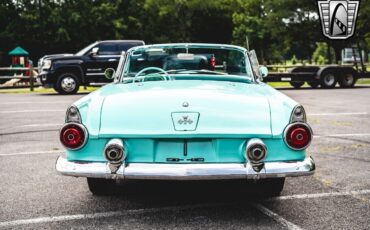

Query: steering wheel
[[133, 67, 171, 82]]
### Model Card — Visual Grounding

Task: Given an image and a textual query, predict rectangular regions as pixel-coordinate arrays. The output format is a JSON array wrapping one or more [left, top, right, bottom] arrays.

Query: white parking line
[[0, 211, 123, 228], [0, 150, 62, 157], [0, 123, 61, 133], [0, 101, 70, 105], [0, 201, 303, 229], [0, 189, 369, 228], [314, 133, 370, 138], [309, 112, 368, 116], [271, 189, 370, 201], [0, 109, 64, 114], [17, 123, 61, 128], [252, 203, 302, 230], [0, 203, 230, 228]]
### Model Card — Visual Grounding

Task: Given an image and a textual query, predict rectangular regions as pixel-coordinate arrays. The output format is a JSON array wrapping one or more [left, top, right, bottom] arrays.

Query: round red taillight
[[60, 123, 87, 150], [284, 123, 312, 150]]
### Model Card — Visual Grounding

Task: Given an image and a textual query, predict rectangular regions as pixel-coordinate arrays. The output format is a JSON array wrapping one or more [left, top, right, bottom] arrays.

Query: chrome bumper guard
[[56, 156, 315, 180]]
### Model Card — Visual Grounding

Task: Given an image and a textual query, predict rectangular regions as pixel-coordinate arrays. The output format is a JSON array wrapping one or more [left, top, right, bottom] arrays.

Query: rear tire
[[55, 72, 80, 94], [87, 178, 118, 196], [339, 72, 356, 88], [320, 71, 337, 88], [290, 82, 304, 89], [254, 178, 285, 197]]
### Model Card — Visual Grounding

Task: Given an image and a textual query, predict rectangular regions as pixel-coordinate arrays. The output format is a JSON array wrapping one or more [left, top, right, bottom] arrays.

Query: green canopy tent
[[8, 46, 29, 68], [8, 46, 31, 76], [8, 46, 29, 56]]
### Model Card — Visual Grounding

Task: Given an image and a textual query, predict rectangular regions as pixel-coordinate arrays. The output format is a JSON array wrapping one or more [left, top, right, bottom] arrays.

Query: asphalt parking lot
[[0, 86, 370, 229]]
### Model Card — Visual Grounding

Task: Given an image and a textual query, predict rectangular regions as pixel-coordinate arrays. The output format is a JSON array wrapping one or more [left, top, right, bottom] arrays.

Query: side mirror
[[258, 66, 268, 78], [104, 68, 115, 80], [90, 47, 99, 56]]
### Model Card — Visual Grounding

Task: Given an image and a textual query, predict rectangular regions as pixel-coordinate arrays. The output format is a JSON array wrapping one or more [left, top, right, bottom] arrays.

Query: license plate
[[281, 77, 291, 81]]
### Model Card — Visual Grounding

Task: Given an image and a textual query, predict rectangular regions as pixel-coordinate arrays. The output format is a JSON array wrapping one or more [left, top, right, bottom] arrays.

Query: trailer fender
[[290, 66, 321, 74], [289, 66, 321, 83]]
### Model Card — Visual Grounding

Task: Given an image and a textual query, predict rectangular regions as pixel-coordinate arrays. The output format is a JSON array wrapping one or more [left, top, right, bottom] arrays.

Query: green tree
[[312, 42, 336, 64], [0, 0, 369, 65], [232, 0, 270, 62]]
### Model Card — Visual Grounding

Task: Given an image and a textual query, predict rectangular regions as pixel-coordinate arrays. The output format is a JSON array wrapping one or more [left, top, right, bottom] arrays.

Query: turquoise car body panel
[[66, 78, 303, 163], [66, 137, 304, 163]]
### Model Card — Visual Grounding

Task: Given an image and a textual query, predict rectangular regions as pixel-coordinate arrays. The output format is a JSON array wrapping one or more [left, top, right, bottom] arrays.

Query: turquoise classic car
[[56, 43, 315, 196]]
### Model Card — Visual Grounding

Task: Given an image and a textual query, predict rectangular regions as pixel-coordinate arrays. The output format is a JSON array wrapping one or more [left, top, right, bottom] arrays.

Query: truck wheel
[[290, 82, 304, 89], [308, 82, 320, 88], [339, 72, 356, 88], [56, 73, 80, 94], [320, 71, 337, 88], [53, 84, 60, 93], [255, 178, 285, 197], [87, 178, 117, 196]]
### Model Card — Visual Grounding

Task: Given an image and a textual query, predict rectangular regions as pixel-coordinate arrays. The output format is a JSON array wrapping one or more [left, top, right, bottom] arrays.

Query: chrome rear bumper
[[56, 156, 315, 180]]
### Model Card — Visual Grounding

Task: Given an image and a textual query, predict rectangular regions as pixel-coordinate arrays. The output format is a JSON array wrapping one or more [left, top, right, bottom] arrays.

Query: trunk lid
[[99, 80, 272, 137]]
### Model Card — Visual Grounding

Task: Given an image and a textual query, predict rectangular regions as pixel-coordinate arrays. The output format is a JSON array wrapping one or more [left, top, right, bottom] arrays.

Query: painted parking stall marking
[[0, 188, 369, 228], [309, 112, 368, 116], [0, 150, 62, 157], [0, 109, 64, 114], [270, 189, 370, 201], [2, 188, 370, 229], [252, 203, 302, 230], [0, 202, 303, 229], [314, 133, 370, 138], [0, 101, 70, 105], [16, 123, 61, 128], [0, 203, 235, 228], [0, 123, 61, 132]]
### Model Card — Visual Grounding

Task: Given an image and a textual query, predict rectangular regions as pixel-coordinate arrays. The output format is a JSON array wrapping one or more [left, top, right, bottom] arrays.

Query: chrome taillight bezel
[[59, 122, 88, 150], [284, 122, 313, 150], [290, 105, 307, 123], [65, 105, 82, 123]]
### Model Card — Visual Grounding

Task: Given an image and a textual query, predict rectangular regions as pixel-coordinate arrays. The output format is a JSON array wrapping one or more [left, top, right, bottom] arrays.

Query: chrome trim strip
[[85, 73, 106, 76], [56, 156, 315, 180]]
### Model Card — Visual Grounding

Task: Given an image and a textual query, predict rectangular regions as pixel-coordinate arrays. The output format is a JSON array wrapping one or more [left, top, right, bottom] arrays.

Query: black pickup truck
[[38, 40, 145, 94]]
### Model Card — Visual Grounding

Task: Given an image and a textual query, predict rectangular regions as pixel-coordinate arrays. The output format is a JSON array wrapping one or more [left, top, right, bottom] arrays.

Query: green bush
[[317, 56, 326, 65], [312, 42, 335, 64], [291, 55, 298, 65]]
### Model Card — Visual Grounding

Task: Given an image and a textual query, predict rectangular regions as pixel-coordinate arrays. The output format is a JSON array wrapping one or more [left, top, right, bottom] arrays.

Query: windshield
[[75, 42, 98, 56], [121, 44, 254, 82]]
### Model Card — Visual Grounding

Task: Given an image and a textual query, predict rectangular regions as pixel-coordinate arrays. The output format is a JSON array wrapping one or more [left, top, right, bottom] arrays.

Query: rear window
[[99, 43, 117, 55], [118, 42, 144, 52]]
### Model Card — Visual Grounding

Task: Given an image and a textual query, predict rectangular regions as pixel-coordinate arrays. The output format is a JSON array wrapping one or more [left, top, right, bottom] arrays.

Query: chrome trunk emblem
[[178, 116, 193, 125], [171, 112, 199, 131]]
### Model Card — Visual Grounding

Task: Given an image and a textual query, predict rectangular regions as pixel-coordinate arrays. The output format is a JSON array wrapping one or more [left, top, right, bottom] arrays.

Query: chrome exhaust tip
[[246, 138, 267, 164], [104, 139, 125, 164]]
